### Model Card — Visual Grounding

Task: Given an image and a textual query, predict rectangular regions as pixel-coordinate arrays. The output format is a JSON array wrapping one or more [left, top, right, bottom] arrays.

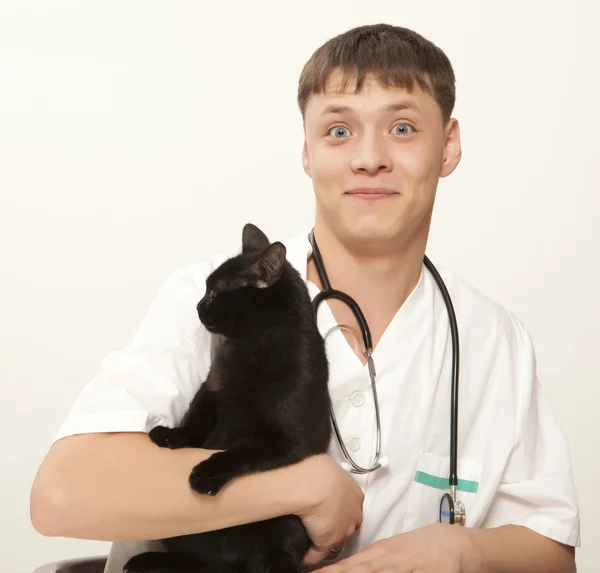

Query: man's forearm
[[30, 432, 304, 541], [465, 524, 576, 573]]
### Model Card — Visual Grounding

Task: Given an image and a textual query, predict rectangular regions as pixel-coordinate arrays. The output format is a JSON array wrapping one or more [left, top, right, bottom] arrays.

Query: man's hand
[[315, 523, 478, 573], [278, 453, 364, 567]]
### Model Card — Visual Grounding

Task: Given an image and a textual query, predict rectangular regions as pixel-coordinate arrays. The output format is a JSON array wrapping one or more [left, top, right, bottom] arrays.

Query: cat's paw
[[189, 456, 235, 496], [148, 426, 189, 449]]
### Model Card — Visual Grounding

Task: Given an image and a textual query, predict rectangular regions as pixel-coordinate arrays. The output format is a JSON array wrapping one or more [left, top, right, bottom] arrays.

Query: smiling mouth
[[344, 187, 399, 200], [348, 193, 395, 200]]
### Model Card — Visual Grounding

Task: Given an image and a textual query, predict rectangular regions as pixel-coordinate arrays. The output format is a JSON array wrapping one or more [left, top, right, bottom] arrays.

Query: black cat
[[124, 223, 332, 573]]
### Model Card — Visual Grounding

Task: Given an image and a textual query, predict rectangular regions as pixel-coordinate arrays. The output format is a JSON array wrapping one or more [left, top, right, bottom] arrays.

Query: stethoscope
[[309, 229, 466, 526]]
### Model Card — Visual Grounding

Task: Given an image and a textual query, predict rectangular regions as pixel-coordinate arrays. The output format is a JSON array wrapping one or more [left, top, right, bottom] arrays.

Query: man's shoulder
[[435, 265, 532, 348]]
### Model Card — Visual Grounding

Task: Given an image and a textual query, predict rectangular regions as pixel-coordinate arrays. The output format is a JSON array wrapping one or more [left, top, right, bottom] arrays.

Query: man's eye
[[328, 126, 350, 138], [392, 123, 414, 135]]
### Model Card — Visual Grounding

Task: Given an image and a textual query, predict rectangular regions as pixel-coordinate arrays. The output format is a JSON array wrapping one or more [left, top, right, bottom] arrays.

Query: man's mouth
[[344, 187, 399, 200]]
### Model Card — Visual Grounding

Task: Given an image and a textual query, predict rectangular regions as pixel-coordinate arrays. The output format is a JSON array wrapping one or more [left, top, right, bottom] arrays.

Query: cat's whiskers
[[178, 322, 207, 353]]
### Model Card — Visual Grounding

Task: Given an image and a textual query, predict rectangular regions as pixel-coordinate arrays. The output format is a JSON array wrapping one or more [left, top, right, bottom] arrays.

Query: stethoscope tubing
[[308, 229, 460, 488]]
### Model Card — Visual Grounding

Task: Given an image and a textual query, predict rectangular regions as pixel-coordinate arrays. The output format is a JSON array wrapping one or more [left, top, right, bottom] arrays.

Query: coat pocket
[[402, 451, 481, 531]]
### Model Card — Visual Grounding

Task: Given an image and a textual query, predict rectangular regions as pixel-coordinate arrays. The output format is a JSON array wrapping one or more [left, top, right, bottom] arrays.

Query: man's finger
[[303, 546, 340, 566], [302, 547, 326, 566]]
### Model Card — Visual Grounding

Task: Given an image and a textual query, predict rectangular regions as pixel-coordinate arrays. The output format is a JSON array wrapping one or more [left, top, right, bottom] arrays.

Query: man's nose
[[350, 135, 393, 174]]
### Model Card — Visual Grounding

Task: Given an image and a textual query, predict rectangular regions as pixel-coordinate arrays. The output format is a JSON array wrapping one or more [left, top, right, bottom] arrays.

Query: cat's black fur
[[124, 223, 332, 573]]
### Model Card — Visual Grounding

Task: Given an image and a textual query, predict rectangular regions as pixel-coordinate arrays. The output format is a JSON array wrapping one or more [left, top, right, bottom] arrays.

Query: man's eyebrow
[[320, 102, 422, 116]]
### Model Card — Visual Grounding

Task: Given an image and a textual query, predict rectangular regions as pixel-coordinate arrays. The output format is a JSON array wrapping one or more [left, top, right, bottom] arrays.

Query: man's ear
[[440, 118, 462, 178], [302, 140, 312, 177]]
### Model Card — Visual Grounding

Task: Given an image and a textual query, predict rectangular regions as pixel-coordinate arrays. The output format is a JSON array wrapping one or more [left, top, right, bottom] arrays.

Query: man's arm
[[466, 524, 576, 573], [315, 523, 576, 573], [30, 432, 293, 541], [30, 431, 363, 551]]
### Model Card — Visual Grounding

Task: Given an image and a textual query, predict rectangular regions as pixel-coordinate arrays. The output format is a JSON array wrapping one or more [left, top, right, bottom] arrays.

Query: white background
[[1, 1, 598, 571]]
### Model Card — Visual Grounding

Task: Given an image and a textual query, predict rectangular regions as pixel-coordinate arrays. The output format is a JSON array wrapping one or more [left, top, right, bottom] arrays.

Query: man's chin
[[339, 221, 400, 245]]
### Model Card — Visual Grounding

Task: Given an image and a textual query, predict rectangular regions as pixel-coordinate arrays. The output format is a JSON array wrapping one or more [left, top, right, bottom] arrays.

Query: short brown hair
[[297, 23, 456, 125]]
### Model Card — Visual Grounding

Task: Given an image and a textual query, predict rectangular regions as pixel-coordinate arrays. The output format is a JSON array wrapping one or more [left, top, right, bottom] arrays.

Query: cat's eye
[[203, 288, 218, 303]]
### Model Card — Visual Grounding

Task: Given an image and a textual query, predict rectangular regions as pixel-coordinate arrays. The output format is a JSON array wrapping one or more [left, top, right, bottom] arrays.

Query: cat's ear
[[242, 223, 270, 253], [249, 242, 286, 287]]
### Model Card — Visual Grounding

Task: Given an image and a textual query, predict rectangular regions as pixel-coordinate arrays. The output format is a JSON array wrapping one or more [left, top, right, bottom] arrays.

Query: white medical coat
[[53, 231, 581, 573]]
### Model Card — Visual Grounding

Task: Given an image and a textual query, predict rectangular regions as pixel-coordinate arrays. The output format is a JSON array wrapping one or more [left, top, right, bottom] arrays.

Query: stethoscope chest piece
[[439, 492, 466, 526]]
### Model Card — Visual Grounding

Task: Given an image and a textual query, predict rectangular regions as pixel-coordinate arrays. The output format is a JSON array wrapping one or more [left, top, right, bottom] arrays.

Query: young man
[[31, 24, 580, 573]]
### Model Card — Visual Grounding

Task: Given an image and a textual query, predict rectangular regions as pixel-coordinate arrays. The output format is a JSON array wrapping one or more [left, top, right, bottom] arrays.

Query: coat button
[[348, 437, 361, 451], [350, 391, 365, 407]]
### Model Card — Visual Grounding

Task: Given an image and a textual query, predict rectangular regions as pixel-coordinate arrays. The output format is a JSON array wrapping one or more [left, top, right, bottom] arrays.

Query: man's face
[[302, 70, 461, 248]]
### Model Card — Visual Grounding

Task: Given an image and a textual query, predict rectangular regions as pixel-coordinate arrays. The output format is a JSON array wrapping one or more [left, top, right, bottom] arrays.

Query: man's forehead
[[322, 70, 408, 93], [308, 71, 431, 115], [311, 88, 427, 118]]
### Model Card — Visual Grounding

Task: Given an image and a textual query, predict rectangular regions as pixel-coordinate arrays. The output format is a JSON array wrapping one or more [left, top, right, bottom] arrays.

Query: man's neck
[[308, 223, 426, 303], [306, 223, 428, 356]]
